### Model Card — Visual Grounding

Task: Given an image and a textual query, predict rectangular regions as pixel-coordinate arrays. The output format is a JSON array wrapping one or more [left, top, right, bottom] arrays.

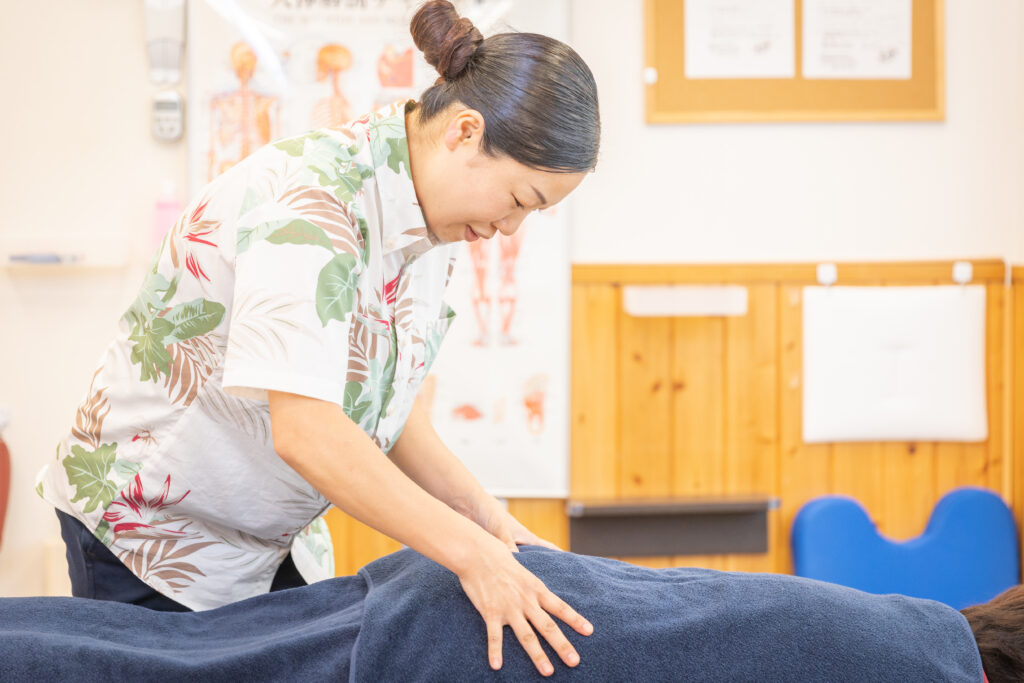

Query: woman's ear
[[442, 109, 485, 151]]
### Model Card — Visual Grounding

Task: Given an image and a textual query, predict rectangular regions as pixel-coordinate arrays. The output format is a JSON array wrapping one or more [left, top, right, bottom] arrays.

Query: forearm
[[388, 396, 494, 518], [269, 391, 492, 575]]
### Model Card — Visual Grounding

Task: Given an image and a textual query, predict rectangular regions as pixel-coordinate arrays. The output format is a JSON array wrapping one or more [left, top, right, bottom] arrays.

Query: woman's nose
[[493, 213, 525, 237]]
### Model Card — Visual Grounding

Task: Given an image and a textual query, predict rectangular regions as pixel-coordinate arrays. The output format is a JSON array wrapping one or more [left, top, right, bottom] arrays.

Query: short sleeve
[[221, 218, 363, 407]]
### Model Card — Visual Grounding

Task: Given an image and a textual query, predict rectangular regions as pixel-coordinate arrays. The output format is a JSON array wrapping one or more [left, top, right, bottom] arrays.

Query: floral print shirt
[[36, 100, 458, 611]]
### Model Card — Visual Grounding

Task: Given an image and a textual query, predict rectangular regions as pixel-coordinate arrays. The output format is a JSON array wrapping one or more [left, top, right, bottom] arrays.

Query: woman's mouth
[[464, 225, 479, 242]]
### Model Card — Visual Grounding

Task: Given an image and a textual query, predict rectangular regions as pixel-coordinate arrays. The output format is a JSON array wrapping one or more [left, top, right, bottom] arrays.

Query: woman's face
[[407, 107, 586, 244]]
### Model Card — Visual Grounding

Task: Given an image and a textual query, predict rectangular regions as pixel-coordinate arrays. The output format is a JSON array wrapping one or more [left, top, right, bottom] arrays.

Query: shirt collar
[[366, 100, 437, 265]]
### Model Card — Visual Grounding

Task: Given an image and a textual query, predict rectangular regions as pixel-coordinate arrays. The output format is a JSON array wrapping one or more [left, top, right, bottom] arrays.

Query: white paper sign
[[684, 0, 796, 79], [802, 286, 987, 443], [803, 0, 912, 79]]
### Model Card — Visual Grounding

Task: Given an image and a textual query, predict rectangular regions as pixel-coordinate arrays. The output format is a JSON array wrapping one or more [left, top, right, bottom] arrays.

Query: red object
[[0, 435, 9, 551]]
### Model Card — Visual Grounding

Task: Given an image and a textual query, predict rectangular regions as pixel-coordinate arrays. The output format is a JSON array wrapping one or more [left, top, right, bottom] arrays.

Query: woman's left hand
[[469, 494, 563, 553]]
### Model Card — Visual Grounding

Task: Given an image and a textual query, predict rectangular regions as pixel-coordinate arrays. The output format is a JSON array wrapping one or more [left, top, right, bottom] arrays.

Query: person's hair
[[961, 584, 1024, 682], [408, 0, 600, 173]]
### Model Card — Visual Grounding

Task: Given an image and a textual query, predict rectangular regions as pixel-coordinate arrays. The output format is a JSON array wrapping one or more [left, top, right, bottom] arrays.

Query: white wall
[[0, 0, 1021, 597], [0, 1, 184, 596], [569, 0, 1024, 264]]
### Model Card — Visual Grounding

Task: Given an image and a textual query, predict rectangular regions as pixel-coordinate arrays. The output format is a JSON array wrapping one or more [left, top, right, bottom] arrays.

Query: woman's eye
[[513, 196, 523, 209]]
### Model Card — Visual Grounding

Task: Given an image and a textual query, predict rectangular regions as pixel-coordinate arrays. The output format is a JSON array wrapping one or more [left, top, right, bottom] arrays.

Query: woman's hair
[[409, 0, 600, 173], [961, 584, 1024, 682]]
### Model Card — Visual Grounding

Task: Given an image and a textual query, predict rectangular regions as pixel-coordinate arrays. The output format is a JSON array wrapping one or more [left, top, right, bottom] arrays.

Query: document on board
[[684, 0, 795, 79], [802, 0, 912, 79]]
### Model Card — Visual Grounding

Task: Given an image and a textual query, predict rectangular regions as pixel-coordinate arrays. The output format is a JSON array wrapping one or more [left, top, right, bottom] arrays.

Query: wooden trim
[[573, 260, 1007, 285]]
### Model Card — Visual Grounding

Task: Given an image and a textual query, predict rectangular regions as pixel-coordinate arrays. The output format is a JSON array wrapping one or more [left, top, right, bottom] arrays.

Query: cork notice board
[[645, 0, 945, 123]]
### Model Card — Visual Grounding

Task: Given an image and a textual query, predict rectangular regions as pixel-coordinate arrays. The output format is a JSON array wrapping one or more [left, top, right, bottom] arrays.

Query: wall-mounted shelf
[[1, 246, 130, 273], [567, 496, 779, 557]]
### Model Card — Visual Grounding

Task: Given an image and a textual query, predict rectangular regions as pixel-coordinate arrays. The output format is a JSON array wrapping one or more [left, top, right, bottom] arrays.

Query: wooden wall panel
[[570, 283, 620, 499], [326, 507, 402, 577], [325, 261, 1017, 579], [569, 260, 1012, 575], [507, 499, 570, 551], [984, 282, 1007, 494], [722, 284, 779, 571], [778, 285, 830, 573], [670, 317, 730, 570], [618, 312, 673, 499]]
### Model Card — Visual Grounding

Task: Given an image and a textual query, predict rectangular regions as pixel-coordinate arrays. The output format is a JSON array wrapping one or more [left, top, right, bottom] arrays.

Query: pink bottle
[[154, 179, 182, 253]]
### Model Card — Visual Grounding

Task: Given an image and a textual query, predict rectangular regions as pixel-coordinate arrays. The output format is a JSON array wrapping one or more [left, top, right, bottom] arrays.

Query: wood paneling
[[327, 260, 1017, 578], [569, 260, 1012, 574], [570, 283, 620, 498]]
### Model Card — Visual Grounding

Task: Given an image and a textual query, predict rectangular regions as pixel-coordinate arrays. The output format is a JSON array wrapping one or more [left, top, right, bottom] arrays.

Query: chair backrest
[[792, 487, 1020, 609]]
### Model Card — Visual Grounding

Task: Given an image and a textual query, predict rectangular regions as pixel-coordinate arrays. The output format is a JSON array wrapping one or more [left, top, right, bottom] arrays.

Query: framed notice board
[[645, 0, 945, 123]]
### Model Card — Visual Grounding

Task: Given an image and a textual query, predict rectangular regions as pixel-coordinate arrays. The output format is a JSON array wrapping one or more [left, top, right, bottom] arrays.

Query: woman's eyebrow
[[530, 185, 548, 207]]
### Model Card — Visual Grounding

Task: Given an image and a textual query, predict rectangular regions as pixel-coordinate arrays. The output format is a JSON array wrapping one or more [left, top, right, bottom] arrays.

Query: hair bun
[[410, 1, 483, 82]]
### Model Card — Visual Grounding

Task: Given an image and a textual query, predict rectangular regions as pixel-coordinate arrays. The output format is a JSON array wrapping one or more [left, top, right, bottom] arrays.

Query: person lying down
[[0, 545, 1009, 682]]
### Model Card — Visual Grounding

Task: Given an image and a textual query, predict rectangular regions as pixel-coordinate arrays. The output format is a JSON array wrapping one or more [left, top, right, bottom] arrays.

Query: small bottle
[[154, 179, 182, 252]]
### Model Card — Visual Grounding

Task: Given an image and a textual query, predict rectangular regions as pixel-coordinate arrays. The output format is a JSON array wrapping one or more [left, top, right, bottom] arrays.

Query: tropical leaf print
[[228, 291, 315, 361], [161, 298, 226, 345], [273, 130, 331, 158], [393, 274, 415, 337], [272, 475, 329, 520], [129, 299, 224, 384], [129, 317, 175, 382], [117, 538, 218, 592], [62, 443, 118, 513], [196, 377, 272, 444], [346, 321, 373, 384], [347, 312, 395, 384], [71, 367, 111, 449], [164, 333, 219, 406], [266, 219, 335, 251], [316, 253, 359, 326], [123, 269, 179, 331], [169, 195, 222, 282], [445, 255, 458, 287], [236, 222, 281, 254], [103, 473, 191, 534], [274, 184, 363, 256], [312, 158, 374, 204], [343, 381, 375, 426], [369, 113, 411, 176]]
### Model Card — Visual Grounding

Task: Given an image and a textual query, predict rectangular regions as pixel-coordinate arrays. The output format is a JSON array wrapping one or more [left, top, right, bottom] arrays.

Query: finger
[[510, 616, 554, 677], [512, 532, 557, 551], [535, 537, 563, 551], [529, 608, 580, 668], [486, 619, 503, 670], [540, 591, 594, 636], [496, 532, 520, 554]]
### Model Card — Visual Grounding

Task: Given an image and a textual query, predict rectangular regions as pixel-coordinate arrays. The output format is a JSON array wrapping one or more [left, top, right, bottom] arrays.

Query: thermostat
[[152, 90, 184, 142]]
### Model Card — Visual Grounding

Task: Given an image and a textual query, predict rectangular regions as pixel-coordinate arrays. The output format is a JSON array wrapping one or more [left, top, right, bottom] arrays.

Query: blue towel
[[0, 546, 982, 681]]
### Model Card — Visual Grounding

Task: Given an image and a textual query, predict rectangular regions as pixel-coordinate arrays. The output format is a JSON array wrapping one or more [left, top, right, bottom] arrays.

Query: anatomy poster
[[188, 0, 570, 497]]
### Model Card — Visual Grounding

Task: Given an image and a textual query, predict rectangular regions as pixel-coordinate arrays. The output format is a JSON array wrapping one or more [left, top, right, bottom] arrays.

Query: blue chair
[[792, 487, 1020, 609]]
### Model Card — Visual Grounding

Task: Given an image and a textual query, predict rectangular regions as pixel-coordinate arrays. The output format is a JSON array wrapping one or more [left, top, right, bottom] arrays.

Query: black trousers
[[56, 508, 306, 611]]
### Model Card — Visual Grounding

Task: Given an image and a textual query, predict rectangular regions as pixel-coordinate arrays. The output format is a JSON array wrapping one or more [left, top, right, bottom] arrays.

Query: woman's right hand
[[455, 534, 594, 677]]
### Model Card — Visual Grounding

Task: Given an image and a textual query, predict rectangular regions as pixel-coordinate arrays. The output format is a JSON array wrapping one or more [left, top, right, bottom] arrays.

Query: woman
[[0, 546, 995, 681], [35, 1, 599, 677]]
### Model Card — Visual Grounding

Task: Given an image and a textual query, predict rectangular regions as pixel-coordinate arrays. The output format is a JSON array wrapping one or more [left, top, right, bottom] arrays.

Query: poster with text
[[188, 0, 571, 497]]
